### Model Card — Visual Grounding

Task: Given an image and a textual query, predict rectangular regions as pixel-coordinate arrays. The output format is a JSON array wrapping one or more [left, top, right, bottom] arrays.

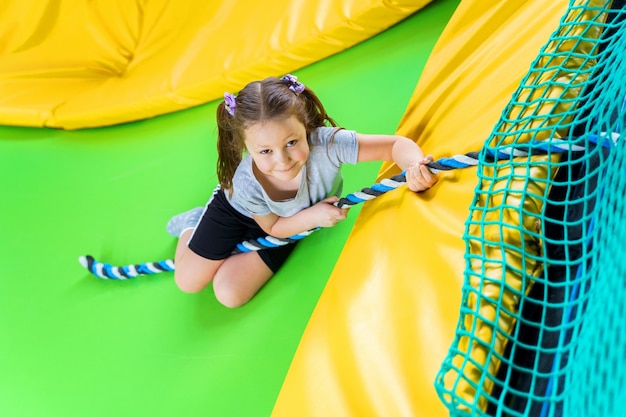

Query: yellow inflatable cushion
[[0, 0, 431, 129]]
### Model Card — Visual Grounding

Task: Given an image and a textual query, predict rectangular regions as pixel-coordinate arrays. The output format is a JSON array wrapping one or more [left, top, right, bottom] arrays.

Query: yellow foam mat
[[270, 1, 569, 416], [0, 0, 431, 129]]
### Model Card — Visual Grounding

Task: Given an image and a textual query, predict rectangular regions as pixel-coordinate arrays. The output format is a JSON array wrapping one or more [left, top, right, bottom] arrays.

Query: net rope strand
[[434, 0, 626, 416]]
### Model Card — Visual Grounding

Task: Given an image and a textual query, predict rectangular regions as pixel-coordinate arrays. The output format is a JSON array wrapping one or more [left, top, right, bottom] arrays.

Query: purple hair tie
[[280, 74, 305, 94], [224, 92, 236, 116]]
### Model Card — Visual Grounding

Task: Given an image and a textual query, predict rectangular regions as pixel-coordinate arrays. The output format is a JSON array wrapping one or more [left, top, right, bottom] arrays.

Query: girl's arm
[[253, 196, 348, 238], [253, 134, 437, 237], [356, 133, 438, 192]]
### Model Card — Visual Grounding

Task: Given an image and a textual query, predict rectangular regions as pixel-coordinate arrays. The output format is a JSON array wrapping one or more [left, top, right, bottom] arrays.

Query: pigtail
[[294, 85, 342, 148], [216, 101, 244, 193], [299, 88, 338, 129]]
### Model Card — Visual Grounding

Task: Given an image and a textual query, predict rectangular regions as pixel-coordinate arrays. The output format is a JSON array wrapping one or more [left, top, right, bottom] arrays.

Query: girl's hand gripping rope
[[308, 196, 350, 228], [406, 155, 438, 192]]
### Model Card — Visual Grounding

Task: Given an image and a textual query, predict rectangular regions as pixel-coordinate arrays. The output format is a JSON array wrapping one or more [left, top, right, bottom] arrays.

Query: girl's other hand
[[406, 155, 438, 192], [309, 196, 349, 228]]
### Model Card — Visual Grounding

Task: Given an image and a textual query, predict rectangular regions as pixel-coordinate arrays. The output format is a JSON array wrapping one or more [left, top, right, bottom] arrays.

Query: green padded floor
[[0, 1, 459, 416]]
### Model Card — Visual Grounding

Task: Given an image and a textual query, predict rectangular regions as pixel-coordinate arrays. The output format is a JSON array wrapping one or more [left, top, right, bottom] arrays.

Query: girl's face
[[244, 115, 310, 183]]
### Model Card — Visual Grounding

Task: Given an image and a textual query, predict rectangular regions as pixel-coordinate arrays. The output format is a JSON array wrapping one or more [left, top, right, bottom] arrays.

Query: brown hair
[[216, 76, 337, 191]]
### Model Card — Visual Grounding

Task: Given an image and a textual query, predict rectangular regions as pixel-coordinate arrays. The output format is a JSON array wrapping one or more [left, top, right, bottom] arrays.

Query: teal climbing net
[[435, 1, 626, 416]]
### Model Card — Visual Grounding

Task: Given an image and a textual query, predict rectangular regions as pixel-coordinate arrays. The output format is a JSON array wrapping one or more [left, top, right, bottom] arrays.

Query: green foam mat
[[0, 2, 458, 416]]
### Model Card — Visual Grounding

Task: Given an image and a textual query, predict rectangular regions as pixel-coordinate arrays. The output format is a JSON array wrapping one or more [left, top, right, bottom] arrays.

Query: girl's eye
[[260, 149, 271, 155], [286, 140, 297, 147]]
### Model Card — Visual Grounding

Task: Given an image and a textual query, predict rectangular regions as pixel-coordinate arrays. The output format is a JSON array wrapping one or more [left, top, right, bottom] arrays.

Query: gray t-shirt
[[227, 126, 358, 218]]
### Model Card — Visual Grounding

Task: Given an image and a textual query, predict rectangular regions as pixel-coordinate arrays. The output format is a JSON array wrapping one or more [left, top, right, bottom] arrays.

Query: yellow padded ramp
[[270, 1, 568, 416], [0, 0, 431, 129]]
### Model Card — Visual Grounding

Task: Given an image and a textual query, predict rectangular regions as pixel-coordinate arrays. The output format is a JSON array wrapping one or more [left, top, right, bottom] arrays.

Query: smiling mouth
[[276, 165, 296, 173]]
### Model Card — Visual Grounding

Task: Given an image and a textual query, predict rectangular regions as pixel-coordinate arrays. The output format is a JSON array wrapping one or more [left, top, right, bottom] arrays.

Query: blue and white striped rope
[[79, 255, 175, 280], [233, 228, 317, 253], [424, 134, 616, 174], [335, 135, 617, 208], [80, 133, 618, 279]]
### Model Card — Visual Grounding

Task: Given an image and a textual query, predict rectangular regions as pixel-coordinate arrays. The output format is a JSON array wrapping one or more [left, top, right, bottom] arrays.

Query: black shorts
[[187, 188, 297, 273]]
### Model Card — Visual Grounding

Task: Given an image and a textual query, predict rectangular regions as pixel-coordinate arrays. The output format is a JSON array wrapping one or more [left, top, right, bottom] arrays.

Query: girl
[[167, 74, 438, 308]]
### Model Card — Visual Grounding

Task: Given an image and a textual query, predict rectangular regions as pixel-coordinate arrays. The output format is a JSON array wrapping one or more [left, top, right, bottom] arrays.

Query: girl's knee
[[174, 270, 204, 294], [174, 262, 214, 293], [213, 283, 249, 308], [173, 252, 219, 293], [206, 254, 272, 308]]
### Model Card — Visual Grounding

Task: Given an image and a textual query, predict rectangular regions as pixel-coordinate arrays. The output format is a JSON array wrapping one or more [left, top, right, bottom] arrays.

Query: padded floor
[[0, 2, 459, 417]]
